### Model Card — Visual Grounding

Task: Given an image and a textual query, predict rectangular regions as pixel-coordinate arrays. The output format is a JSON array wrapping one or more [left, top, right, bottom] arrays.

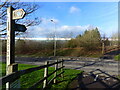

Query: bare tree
[[0, 0, 41, 36]]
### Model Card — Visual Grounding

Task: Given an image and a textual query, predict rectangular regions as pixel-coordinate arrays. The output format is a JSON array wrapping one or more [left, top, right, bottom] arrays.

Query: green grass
[[114, 54, 120, 61], [117, 75, 120, 79], [0, 62, 6, 77], [0, 62, 83, 89], [50, 69, 83, 89]]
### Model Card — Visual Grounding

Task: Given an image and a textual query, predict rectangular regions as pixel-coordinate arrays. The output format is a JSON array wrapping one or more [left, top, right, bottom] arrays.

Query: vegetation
[[110, 32, 119, 46], [114, 54, 120, 61], [0, 62, 83, 89], [118, 75, 120, 80], [1, 27, 115, 58], [56, 48, 102, 57], [67, 28, 102, 50]]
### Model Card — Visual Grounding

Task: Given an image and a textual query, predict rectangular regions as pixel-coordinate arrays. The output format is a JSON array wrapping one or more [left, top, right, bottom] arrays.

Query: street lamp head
[[50, 19, 56, 24], [51, 19, 54, 22]]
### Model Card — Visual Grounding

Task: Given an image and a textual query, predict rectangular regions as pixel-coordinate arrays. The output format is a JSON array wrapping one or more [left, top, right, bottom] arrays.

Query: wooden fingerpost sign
[[6, 6, 26, 89]]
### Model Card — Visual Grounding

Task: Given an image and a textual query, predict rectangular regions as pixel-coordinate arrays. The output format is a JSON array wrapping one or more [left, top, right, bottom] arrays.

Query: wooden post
[[102, 42, 105, 55], [8, 63, 20, 88], [6, 6, 17, 89], [6, 6, 26, 89], [43, 61, 49, 88], [6, 6, 15, 71], [54, 60, 58, 84], [7, 63, 18, 74], [61, 59, 64, 79]]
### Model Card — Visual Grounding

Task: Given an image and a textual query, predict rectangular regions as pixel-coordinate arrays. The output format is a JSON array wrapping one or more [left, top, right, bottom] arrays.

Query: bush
[[114, 54, 120, 61]]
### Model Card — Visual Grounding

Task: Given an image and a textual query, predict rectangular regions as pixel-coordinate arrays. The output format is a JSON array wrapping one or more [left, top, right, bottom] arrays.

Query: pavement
[[68, 69, 120, 89]]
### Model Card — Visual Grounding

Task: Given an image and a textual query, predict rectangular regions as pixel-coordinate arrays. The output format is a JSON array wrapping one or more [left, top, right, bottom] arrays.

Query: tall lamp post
[[51, 19, 56, 57]]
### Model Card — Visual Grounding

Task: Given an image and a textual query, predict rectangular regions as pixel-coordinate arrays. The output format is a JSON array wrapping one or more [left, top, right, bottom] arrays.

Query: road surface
[[0, 56, 119, 75]]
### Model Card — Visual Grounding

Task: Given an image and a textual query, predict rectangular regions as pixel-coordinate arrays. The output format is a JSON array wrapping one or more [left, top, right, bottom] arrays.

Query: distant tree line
[[1, 27, 114, 56], [15, 40, 66, 55]]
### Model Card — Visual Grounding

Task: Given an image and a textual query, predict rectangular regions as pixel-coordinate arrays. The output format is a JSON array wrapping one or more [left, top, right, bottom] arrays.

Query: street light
[[51, 19, 56, 57]]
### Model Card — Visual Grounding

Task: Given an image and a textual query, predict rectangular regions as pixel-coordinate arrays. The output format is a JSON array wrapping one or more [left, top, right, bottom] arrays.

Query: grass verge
[[114, 54, 120, 61], [0, 62, 83, 89], [3, 47, 102, 58]]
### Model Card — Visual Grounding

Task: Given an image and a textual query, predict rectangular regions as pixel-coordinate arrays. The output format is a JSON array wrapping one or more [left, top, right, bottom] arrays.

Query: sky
[[1, 0, 119, 2], [23, 2, 118, 38]]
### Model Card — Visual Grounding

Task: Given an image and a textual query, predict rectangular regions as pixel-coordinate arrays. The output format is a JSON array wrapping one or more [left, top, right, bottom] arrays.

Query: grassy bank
[[56, 48, 102, 57], [13, 48, 102, 58], [0, 62, 83, 89]]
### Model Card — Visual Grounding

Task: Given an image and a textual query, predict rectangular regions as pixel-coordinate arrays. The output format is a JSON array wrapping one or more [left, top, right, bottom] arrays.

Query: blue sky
[[25, 2, 118, 38]]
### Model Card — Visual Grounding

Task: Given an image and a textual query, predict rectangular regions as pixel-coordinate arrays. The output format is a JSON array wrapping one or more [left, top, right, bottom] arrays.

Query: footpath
[[68, 69, 120, 90]]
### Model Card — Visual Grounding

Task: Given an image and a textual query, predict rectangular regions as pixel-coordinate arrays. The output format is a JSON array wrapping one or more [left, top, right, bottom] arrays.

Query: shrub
[[114, 54, 120, 61]]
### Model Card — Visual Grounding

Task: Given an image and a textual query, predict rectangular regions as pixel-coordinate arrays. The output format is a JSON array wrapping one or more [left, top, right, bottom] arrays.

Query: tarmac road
[[0, 56, 119, 75]]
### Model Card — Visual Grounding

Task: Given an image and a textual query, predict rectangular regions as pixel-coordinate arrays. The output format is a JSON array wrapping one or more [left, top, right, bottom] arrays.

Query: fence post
[[43, 61, 49, 88], [54, 60, 58, 84], [61, 59, 64, 79], [6, 63, 19, 88]]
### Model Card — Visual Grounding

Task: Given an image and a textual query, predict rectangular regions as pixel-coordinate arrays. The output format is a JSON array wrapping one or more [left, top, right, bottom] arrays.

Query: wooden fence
[[105, 45, 120, 53], [0, 59, 64, 89]]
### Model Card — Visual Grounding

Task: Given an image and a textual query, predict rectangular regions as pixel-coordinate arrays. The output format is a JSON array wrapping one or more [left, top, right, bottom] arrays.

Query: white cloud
[[22, 17, 96, 38], [69, 6, 80, 13], [25, 17, 60, 38], [56, 25, 96, 37], [24, 24, 97, 38], [59, 25, 95, 32]]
